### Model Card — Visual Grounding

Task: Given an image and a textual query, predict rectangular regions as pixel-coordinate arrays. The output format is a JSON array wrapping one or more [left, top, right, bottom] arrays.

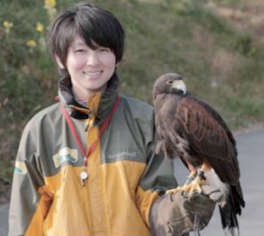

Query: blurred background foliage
[[0, 0, 264, 201]]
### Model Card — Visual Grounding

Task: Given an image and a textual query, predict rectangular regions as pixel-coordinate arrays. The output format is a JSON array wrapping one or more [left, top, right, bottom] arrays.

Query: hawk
[[153, 73, 245, 235]]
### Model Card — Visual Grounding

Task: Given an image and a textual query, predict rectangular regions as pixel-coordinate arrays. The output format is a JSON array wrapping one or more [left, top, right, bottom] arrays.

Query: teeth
[[83, 71, 101, 76]]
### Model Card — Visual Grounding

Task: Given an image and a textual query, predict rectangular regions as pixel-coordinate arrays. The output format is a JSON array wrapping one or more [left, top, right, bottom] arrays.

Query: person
[[8, 2, 220, 236]]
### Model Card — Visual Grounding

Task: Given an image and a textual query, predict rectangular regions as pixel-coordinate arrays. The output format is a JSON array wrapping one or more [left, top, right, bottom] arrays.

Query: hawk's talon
[[198, 170, 206, 181], [165, 172, 206, 199]]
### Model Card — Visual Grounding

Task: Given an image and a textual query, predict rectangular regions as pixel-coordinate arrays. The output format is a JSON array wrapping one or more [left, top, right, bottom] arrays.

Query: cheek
[[66, 55, 86, 71], [102, 54, 116, 68]]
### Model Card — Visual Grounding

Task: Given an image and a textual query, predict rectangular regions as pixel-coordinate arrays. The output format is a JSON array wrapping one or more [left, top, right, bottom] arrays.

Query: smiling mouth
[[83, 71, 102, 76]]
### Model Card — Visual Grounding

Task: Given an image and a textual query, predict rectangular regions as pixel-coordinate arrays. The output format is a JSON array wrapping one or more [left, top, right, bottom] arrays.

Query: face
[[59, 36, 117, 100]]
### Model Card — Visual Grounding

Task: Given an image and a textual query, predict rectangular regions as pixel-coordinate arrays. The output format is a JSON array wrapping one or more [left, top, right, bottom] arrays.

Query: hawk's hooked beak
[[172, 80, 187, 95]]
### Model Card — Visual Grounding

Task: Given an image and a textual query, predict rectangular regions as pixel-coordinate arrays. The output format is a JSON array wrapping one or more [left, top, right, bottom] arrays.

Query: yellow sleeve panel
[[136, 186, 160, 227], [25, 186, 53, 236]]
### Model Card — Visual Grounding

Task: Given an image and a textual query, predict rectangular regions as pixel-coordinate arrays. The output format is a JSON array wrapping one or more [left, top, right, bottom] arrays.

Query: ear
[[54, 54, 65, 69]]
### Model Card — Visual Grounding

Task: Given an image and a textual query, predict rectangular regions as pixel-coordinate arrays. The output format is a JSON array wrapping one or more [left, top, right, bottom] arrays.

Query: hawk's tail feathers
[[219, 183, 245, 236]]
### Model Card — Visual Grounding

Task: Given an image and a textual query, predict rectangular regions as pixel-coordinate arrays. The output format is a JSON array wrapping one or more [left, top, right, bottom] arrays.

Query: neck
[[72, 85, 107, 103]]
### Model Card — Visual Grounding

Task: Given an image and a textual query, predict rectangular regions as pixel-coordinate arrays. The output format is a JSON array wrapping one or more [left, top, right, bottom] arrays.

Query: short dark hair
[[48, 2, 125, 69]]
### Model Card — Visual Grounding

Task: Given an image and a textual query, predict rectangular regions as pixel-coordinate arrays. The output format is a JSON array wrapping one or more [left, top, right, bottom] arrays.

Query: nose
[[86, 50, 100, 66]]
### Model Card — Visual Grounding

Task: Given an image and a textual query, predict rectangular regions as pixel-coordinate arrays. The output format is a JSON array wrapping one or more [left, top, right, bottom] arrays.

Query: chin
[[86, 85, 106, 93]]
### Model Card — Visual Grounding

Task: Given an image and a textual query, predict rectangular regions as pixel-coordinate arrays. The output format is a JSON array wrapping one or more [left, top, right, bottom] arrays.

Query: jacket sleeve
[[8, 121, 53, 236], [135, 112, 178, 228]]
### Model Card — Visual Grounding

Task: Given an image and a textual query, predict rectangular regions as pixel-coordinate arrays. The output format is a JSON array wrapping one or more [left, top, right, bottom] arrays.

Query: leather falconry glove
[[149, 190, 216, 236]]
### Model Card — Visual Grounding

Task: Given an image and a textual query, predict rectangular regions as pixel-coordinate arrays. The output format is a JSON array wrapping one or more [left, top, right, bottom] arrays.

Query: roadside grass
[[0, 0, 264, 196]]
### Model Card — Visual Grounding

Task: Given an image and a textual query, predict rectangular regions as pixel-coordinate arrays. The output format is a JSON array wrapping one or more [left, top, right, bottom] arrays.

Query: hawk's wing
[[174, 95, 240, 185], [154, 94, 189, 168]]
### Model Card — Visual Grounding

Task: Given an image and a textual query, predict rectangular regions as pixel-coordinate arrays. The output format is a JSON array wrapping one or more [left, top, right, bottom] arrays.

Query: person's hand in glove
[[150, 184, 222, 236]]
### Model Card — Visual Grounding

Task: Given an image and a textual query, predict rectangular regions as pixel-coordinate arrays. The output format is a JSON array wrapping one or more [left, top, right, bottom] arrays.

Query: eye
[[166, 80, 174, 85], [98, 47, 111, 53], [74, 49, 86, 54]]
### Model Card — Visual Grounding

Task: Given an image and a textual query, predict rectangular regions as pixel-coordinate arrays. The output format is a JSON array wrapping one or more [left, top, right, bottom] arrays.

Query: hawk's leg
[[166, 170, 197, 195], [180, 164, 208, 196], [166, 163, 209, 196], [185, 169, 198, 185], [180, 170, 206, 196]]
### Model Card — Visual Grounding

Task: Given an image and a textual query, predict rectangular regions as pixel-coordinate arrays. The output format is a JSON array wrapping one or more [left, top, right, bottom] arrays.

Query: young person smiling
[[59, 36, 117, 100], [8, 2, 218, 236]]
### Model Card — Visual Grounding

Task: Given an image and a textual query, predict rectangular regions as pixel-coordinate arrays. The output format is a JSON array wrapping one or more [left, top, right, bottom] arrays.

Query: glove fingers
[[183, 193, 215, 216]]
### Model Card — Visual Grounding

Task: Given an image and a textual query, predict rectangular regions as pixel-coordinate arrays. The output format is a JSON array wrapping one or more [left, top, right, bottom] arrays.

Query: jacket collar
[[58, 72, 119, 121]]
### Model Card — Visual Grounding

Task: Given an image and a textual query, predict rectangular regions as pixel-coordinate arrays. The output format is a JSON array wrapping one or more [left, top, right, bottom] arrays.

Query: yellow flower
[[27, 39, 37, 48], [3, 21, 14, 29], [44, 0, 57, 21], [3, 21, 14, 34], [44, 0, 56, 9], [36, 22, 44, 33]]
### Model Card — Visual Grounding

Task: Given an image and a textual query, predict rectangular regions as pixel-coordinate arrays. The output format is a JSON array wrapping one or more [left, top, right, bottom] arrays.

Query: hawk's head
[[153, 73, 187, 99]]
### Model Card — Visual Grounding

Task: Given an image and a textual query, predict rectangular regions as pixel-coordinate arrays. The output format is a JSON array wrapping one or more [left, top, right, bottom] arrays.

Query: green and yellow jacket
[[8, 73, 177, 236]]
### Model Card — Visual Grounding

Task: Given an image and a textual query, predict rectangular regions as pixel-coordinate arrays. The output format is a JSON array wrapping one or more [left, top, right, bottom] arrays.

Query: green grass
[[1, 0, 264, 192]]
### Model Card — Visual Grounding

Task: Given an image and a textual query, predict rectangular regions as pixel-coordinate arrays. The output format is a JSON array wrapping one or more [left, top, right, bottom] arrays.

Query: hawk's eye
[[166, 80, 173, 85]]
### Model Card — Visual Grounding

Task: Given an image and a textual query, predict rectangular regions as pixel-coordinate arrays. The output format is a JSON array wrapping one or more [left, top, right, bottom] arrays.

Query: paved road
[[1, 128, 264, 235], [0, 204, 8, 236]]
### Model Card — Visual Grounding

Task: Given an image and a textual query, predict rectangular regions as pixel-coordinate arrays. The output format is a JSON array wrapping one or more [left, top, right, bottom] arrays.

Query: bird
[[153, 73, 245, 236]]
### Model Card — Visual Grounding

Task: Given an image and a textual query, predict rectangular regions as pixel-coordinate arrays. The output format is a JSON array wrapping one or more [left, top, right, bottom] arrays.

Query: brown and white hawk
[[153, 73, 245, 235]]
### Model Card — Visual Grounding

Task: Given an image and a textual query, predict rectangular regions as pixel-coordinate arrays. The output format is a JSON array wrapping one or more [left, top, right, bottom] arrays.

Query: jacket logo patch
[[53, 148, 78, 168], [14, 161, 27, 174]]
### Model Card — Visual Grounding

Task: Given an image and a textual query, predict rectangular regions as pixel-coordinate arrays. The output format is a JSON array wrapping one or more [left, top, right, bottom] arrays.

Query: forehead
[[71, 36, 86, 47], [70, 35, 103, 49]]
